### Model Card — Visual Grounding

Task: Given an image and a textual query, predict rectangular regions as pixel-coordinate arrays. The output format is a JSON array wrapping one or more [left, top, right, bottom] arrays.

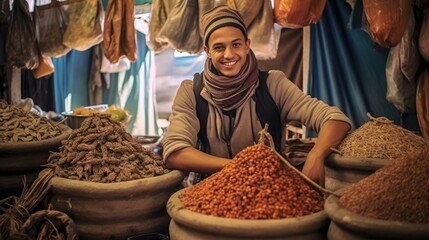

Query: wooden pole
[[7, 66, 20, 105]]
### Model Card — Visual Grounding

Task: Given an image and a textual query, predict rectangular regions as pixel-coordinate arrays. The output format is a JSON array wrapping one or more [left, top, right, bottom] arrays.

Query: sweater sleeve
[[162, 80, 200, 162], [266, 70, 352, 133]]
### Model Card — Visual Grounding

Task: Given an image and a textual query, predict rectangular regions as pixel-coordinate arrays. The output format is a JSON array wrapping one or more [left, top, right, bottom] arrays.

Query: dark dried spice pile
[[46, 114, 169, 182], [0, 99, 63, 142], [339, 149, 429, 224], [179, 143, 324, 220]]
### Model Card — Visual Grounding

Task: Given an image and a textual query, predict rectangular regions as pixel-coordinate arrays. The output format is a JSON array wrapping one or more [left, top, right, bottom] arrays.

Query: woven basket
[[47, 170, 185, 240], [0, 124, 72, 198], [167, 189, 329, 240], [325, 194, 429, 240]]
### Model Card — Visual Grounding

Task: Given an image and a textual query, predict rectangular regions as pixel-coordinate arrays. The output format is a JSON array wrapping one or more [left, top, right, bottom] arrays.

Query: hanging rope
[[258, 124, 341, 198]]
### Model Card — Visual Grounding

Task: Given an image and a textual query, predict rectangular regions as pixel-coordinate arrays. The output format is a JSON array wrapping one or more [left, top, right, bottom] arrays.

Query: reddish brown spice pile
[[179, 144, 324, 220], [339, 149, 429, 223]]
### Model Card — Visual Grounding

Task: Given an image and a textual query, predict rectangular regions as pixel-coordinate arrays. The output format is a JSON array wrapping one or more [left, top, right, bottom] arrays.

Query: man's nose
[[224, 46, 234, 58]]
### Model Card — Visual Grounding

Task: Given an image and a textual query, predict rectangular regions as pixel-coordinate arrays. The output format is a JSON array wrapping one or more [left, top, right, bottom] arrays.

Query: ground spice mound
[[339, 150, 429, 223], [337, 116, 428, 160], [179, 144, 324, 220], [47, 114, 169, 182]]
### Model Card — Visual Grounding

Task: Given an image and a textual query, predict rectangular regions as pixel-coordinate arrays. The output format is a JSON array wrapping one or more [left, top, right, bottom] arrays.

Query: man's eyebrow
[[212, 38, 243, 47]]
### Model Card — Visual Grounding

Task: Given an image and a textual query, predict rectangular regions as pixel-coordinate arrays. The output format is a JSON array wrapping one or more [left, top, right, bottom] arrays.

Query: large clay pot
[[47, 170, 186, 240], [324, 194, 429, 240], [167, 189, 329, 240], [324, 153, 390, 192], [0, 124, 72, 198]]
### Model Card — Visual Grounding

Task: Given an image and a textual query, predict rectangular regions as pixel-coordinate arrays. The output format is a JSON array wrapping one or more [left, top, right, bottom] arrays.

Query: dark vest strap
[[254, 71, 282, 151], [193, 72, 209, 152], [193, 71, 282, 153]]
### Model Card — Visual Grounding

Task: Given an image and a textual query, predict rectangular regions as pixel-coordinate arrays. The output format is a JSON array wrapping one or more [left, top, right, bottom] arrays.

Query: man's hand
[[301, 120, 351, 188], [302, 152, 325, 187]]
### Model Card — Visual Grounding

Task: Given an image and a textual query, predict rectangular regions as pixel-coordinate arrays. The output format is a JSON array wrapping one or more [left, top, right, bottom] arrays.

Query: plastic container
[[167, 189, 329, 240], [324, 194, 429, 240], [324, 153, 390, 192], [0, 124, 72, 198], [47, 170, 185, 240]]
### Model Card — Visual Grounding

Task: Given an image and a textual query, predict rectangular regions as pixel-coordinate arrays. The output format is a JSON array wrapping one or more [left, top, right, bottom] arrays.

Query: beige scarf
[[203, 50, 259, 111]]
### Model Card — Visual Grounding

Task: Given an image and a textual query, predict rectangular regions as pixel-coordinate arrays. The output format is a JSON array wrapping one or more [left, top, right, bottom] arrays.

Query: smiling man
[[162, 5, 352, 187]]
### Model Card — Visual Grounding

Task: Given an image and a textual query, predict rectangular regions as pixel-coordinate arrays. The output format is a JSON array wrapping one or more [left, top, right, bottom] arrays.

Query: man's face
[[204, 26, 250, 77]]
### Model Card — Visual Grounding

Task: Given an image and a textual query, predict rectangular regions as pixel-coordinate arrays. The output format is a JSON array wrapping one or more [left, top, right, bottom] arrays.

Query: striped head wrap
[[200, 5, 247, 46]]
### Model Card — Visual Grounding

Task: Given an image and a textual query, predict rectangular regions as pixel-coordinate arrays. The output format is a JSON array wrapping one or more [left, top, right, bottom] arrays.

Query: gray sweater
[[162, 70, 352, 161]]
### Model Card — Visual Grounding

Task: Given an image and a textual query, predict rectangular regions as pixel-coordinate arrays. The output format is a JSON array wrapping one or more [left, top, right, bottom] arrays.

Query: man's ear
[[203, 45, 210, 58], [246, 39, 251, 54]]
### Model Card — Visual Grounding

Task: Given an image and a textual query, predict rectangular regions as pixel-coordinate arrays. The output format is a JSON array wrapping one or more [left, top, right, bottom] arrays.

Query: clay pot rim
[[49, 170, 186, 197], [324, 194, 429, 237], [167, 188, 329, 237], [0, 124, 72, 152]]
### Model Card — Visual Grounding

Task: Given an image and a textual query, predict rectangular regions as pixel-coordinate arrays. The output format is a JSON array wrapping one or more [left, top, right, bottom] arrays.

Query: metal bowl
[[61, 111, 133, 130], [61, 111, 92, 129]]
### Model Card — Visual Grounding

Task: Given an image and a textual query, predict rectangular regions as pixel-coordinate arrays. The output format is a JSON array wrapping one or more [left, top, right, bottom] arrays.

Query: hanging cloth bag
[[273, 0, 327, 28], [362, 0, 413, 48], [100, 54, 131, 73], [6, 0, 39, 69], [385, 12, 418, 114], [0, 0, 10, 23], [147, 0, 176, 53], [34, 0, 71, 58], [245, 0, 281, 60], [419, 10, 429, 62], [157, 0, 202, 54], [32, 51, 55, 79], [416, 70, 429, 139], [63, 0, 104, 51], [103, 0, 136, 63], [0, 0, 9, 65]]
